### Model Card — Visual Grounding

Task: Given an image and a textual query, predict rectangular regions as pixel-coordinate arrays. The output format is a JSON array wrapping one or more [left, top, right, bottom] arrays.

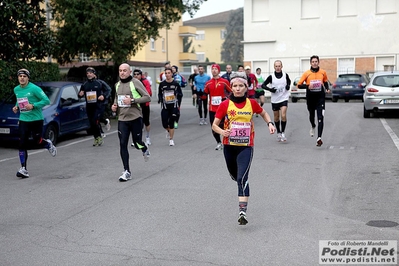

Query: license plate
[[0, 128, 10, 134], [384, 99, 399, 104], [342, 85, 353, 89]]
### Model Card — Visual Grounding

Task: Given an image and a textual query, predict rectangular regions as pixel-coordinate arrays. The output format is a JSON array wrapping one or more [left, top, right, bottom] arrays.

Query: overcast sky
[[182, 0, 244, 21]]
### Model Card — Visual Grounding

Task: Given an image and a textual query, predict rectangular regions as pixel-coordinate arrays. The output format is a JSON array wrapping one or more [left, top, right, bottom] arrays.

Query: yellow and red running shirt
[[215, 98, 263, 146]]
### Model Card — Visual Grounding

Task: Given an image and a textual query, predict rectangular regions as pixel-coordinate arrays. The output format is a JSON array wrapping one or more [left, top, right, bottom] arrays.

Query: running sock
[[19, 150, 26, 167], [281, 120, 287, 132], [275, 120, 281, 133], [239, 201, 248, 213]]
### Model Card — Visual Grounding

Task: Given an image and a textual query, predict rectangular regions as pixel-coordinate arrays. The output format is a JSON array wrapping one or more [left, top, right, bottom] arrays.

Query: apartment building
[[243, 0, 399, 81]]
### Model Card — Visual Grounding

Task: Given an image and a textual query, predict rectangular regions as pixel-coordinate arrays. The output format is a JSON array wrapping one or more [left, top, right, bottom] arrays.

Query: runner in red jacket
[[204, 64, 231, 150]]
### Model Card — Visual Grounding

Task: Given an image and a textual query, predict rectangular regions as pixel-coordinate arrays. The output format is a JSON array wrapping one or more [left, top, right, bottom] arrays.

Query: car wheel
[[332, 97, 338, 102], [292, 97, 298, 103], [44, 124, 58, 144], [363, 106, 371, 118], [345, 99, 349, 102]]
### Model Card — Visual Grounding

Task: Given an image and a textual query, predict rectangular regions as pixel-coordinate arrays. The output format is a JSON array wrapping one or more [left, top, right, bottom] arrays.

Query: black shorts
[[255, 90, 265, 98], [271, 100, 288, 111]]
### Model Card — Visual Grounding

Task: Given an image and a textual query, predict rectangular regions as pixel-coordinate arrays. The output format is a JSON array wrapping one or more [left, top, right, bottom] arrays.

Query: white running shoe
[[281, 132, 287, 142], [169, 139, 175, 146], [215, 142, 223, 150], [16, 167, 29, 178], [119, 170, 131, 182], [145, 137, 151, 145], [101, 133, 106, 138], [310, 127, 315, 137], [199, 118, 204, 125], [316, 137, 323, 147], [143, 150, 150, 162], [105, 118, 111, 131], [46, 139, 57, 156], [277, 133, 282, 142], [203, 119, 208, 125], [238, 211, 248, 225]]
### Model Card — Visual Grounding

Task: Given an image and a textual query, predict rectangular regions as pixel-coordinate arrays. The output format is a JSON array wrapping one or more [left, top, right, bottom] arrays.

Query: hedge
[[0, 61, 60, 100]]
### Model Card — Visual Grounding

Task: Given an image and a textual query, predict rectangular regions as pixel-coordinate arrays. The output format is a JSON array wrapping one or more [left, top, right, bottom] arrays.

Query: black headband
[[17, 69, 30, 78]]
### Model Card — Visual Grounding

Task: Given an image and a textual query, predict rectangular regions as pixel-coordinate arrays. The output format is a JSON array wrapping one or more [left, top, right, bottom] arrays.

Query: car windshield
[[2, 86, 59, 105], [336, 75, 361, 83], [373, 75, 399, 87], [40, 86, 60, 105]]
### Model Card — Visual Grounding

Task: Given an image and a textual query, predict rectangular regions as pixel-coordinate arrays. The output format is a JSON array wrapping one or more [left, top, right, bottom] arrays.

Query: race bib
[[17, 97, 30, 112], [310, 80, 322, 91], [211, 96, 222, 106], [118, 95, 131, 107], [229, 121, 251, 145], [86, 91, 97, 103], [164, 91, 176, 104]]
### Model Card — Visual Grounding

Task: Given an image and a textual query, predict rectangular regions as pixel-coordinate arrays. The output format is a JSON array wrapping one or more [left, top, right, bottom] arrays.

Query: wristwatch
[[268, 121, 274, 126]]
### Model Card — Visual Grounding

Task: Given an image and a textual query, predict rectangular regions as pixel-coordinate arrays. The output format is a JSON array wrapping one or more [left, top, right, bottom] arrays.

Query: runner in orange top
[[298, 55, 331, 147], [204, 64, 231, 150], [212, 71, 275, 225]]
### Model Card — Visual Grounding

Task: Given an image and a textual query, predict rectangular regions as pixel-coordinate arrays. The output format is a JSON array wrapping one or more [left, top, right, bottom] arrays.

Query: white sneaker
[[145, 137, 151, 145], [105, 118, 111, 131], [16, 167, 29, 178], [101, 133, 106, 138], [203, 119, 208, 125], [46, 139, 57, 157], [169, 139, 175, 146], [215, 142, 223, 150], [199, 118, 204, 125], [310, 127, 315, 137], [143, 149, 150, 162], [281, 132, 287, 142], [119, 170, 131, 182], [277, 133, 282, 142]]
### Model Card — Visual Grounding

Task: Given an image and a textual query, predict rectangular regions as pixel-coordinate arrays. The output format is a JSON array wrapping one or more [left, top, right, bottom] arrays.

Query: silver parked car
[[363, 71, 399, 118]]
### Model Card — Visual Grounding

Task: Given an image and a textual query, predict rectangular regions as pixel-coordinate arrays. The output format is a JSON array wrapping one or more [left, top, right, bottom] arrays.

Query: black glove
[[268, 87, 276, 93], [285, 85, 290, 90]]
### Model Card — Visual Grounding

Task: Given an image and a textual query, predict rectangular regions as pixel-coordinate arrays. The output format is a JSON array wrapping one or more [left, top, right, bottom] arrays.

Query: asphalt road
[[1, 97, 399, 266]]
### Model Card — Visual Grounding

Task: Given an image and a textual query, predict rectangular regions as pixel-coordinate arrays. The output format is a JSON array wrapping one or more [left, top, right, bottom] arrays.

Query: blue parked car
[[0, 81, 90, 144], [331, 74, 370, 102]]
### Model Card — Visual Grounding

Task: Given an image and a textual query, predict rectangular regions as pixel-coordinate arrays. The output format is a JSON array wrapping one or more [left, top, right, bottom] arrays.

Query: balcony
[[179, 52, 197, 63], [179, 26, 197, 37]]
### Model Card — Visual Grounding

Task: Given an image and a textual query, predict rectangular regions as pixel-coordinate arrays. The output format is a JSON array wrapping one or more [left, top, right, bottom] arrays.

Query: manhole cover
[[366, 220, 399, 228]]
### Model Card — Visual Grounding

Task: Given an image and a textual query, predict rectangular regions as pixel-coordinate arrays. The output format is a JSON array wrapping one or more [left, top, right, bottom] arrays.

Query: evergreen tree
[[0, 0, 56, 61], [50, 0, 206, 64], [221, 8, 243, 63]]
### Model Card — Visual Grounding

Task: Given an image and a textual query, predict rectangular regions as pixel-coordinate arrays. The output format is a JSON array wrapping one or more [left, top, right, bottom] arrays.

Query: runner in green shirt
[[12, 69, 57, 179]]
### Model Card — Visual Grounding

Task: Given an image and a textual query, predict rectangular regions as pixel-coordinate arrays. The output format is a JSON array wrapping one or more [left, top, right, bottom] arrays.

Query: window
[[252, 0, 269, 22], [150, 38, 155, 51], [60, 86, 79, 104], [162, 38, 165, 52], [376, 0, 397, 14], [301, 0, 320, 19], [196, 52, 205, 62], [220, 29, 227, 40], [196, 31, 205, 40], [337, 0, 357, 17], [338, 58, 355, 75]]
